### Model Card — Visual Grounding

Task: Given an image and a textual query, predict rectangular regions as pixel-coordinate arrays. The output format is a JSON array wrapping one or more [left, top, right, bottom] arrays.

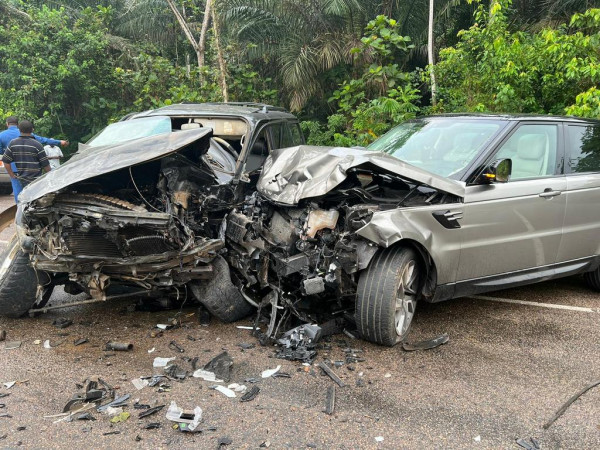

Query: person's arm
[[2, 148, 15, 178], [33, 134, 69, 147]]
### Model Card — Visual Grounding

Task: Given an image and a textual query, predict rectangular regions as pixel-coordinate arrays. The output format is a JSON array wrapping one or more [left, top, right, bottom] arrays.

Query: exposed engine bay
[[226, 166, 460, 340], [18, 130, 239, 300]]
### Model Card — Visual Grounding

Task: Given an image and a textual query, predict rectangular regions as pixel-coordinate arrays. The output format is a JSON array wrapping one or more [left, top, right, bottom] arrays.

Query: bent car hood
[[19, 128, 212, 203], [257, 145, 465, 205]]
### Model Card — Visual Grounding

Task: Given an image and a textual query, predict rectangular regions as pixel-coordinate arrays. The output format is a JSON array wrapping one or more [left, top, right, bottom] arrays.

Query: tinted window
[[289, 123, 304, 145], [495, 124, 558, 180], [567, 125, 600, 173]]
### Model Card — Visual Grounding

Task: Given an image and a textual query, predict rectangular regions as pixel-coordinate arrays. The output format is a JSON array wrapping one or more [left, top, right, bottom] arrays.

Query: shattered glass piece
[[138, 405, 165, 419], [4, 341, 21, 350], [213, 385, 236, 398], [402, 333, 449, 351], [203, 352, 233, 383], [192, 369, 223, 383], [131, 378, 149, 390], [153, 357, 176, 368], [240, 386, 260, 402], [97, 394, 130, 412], [261, 366, 281, 378], [164, 364, 187, 380]]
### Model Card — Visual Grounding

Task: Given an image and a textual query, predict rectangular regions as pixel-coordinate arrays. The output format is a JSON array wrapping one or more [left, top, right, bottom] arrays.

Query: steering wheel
[[212, 136, 239, 159]]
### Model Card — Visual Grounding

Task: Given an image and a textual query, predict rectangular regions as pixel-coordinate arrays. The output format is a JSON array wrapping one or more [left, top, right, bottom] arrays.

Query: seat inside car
[[510, 133, 549, 178]]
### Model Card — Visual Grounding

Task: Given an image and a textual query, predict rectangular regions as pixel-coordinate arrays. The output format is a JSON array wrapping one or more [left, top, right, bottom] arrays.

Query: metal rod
[[29, 290, 151, 314]]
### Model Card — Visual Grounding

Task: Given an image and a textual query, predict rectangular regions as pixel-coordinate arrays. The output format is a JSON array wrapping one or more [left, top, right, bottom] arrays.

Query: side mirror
[[481, 158, 511, 183]]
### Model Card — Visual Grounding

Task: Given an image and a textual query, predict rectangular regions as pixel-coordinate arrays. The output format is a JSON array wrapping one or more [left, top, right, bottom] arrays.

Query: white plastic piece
[[474, 435, 481, 442], [156, 324, 169, 330], [131, 378, 149, 390], [375, 436, 384, 443], [166, 401, 202, 431], [33, 339, 41, 345], [192, 369, 223, 383], [214, 385, 236, 398], [236, 326, 257, 330], [228, 383, 247, 393], [153, 357, 176, 368], [261, 365, 281, 378], [148, 347, 155, 353], [3, 381, 16, 389], [105, 406, 123, 416], [43, 340, 51, 349]]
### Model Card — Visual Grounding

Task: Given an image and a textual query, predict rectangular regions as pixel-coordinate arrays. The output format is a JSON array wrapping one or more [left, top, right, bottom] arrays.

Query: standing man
[[2, 120, 51, 195], [0, 116, 68, 201], [44, 144, 63, 169]]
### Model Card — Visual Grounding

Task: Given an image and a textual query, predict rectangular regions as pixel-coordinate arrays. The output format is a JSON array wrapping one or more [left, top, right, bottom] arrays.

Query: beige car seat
[[510, 133, 549, 179]]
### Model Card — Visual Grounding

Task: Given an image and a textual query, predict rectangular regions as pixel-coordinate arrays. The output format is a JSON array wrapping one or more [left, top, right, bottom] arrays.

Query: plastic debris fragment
[[192, 369, 222, 382], [131, 378, 149, 390], [203, 352, 233, 383], [261, 366, 281, 378], [240, 386, 260, 402], [153, 357, 176, 368], [138, 405, 165, 419], [4, 341, 21, 350], [109, 411, 130, 423], [165, 401, 202, 432], [402, 333, 449, 351], [213, 385, 236, 398]]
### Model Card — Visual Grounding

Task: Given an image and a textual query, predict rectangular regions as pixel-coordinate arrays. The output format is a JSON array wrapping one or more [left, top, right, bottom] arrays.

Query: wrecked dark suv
[[0, 102, 303, 318], [224, 115, 600, 346]]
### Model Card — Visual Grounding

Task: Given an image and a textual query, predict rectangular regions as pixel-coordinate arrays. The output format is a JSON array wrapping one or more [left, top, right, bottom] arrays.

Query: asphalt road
[[0, 194, 598, 449]]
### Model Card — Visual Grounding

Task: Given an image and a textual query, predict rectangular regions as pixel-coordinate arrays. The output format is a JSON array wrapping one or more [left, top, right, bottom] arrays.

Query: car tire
[[189, 255, 254, 322], [583, 269, 600, 291], [0, 235, 44, 317], [356, 246, 420, 346]]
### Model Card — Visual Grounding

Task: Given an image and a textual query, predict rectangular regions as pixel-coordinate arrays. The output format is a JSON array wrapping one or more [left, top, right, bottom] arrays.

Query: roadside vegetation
[[0, 0, 598, 152]]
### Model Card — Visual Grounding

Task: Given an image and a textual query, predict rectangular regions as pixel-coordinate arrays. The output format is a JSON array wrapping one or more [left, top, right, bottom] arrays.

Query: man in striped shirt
[[2, 120, 50, 193]]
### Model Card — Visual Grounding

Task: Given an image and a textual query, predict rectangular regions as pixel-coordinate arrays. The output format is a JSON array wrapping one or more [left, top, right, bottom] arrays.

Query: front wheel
[[583, 268, 600, 291], [356, 246, 420, 346], [0, 235, 45, 317]]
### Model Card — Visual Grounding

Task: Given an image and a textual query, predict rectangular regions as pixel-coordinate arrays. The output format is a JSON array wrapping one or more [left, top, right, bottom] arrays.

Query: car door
[[456, 122, 566, 281], [557, 122, 600, 262]]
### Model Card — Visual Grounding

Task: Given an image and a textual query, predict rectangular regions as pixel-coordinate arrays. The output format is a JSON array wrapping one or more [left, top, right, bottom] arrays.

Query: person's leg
[[11, 178, 22, 203]]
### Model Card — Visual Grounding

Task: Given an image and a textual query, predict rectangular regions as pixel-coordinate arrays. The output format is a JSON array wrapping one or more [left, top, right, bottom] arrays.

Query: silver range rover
[[225, 114, 600, 346]]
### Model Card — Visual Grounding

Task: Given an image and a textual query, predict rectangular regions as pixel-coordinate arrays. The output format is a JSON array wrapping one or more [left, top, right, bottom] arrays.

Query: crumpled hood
[[19, 128, 212, 203], [257, 145, 465, 205]]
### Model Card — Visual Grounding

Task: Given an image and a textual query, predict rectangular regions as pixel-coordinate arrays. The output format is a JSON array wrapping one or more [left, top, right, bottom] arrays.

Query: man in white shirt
[[43, 144, 63, 170]]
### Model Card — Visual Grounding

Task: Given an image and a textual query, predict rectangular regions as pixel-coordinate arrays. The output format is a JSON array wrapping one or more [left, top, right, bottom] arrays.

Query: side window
[[269, 124, 283, 149], [288, 123, 304, 146], [245, 129, 270, 173], [567, 125, 600, 173], [494, 124, 559, 180]]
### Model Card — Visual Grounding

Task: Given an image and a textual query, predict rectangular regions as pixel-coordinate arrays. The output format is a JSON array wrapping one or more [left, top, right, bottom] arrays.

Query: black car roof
[[424, 113, 600, 124], [131, 102, 298, 123]]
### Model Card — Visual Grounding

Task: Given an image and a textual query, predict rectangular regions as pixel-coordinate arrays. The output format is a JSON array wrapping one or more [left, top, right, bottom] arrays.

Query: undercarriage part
[[189, 256, 254, 322], [28, 289, 152, 315], [0, 235, 49, 318]]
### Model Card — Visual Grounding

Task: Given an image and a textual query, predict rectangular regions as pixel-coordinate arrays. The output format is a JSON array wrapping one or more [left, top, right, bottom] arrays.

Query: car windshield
[[367, 118, 504, 178], [86, 116, 172, 147]]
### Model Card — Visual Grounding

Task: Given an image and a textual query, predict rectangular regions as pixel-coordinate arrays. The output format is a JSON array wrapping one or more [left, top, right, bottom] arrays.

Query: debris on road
[[212, 385, 236, 398], [103, 431, 121, 436], [318, 361, 346, 387], [0, 330, 6, 341], [169, 340, 185, 353], [165, 401, 202, 432], [148, 347, 155, 353], [131, 378, 149, 390], [97, 394, 131, 413], [109, 411, 131, 423], [325, 385, 336, 415], [218, 436, 233, 446], [143, 422, 160, 429], [153, 357, 176, 368], [75, 412, 96, 421], [516, 437, 541, 450], [543, 378, 600, 429], [105, 341, 133, 351], [193, 369, 223, 382], [52, 318, 73, 329], [63, 379, 113, 412], [73, 338, 88, 346], [203, 352, 233, 383], [375, 436, 384, 442], [43, 340, 52, 349], [4, 341, 21, 350], [402, 333, 449, 351], [275, 324, 321, 363], [240, 386, 259, 402], [138, 405, 165, 419], [261, 366, 281, 379], [2, 382, 15, 389], [165, 364, 187, 380]]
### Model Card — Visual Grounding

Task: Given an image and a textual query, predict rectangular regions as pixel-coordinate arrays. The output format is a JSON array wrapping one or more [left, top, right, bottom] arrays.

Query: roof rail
[[203, 102, 289, 113]]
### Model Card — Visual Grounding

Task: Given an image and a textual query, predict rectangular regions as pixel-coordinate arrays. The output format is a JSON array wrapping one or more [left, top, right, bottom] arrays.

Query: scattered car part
[[165, 401, 202, 432], [516, 438, 541, 450], [165, 364, 187, 380], [138, 405, 165, 419], [193, 369, 223, 382], [203, 352, 233, 383], [110, 411, 130, 423], [318, 362, 346, 388], [144, 422, 160, 429], [75, 412, 96, 421], [543, 379, 600, 429], [105, 341, 133, 351], [240, 386, 260, 402], [402, 333, 449, 351], [97, 394, 130, 413], [153, 357, 176, 368], [212, 385, 236, 398], [169, 340, 185, 353], [4, 341, 21, 350], [73, 338, 88, 346], [52, 318, 73, 329], [131, 378, 149, 390], [325, 385, 336, 415], [261, 366, 281, 378]]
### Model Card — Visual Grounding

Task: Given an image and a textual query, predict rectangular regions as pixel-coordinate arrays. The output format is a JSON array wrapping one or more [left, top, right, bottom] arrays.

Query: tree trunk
[[211, 0, 229, 102], [428, 0, 437, 107], [197, 0, 212, 68], [165, 0, 203, 72]]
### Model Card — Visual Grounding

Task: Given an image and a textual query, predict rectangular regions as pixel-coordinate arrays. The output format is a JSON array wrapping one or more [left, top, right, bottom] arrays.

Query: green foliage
[[303, 16, 421, 147], [435, 1, 600, 117]]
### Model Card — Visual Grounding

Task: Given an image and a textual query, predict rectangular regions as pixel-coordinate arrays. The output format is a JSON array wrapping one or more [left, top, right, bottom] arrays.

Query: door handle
[[539, 188, 561, 198]]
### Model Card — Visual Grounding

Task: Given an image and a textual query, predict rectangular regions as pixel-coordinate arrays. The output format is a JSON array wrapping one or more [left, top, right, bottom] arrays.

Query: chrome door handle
[[539, 189, 561, 198]]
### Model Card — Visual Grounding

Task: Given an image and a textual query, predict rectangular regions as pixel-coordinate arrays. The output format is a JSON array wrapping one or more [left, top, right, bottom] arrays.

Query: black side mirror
[[481, 158, 512, 183]]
